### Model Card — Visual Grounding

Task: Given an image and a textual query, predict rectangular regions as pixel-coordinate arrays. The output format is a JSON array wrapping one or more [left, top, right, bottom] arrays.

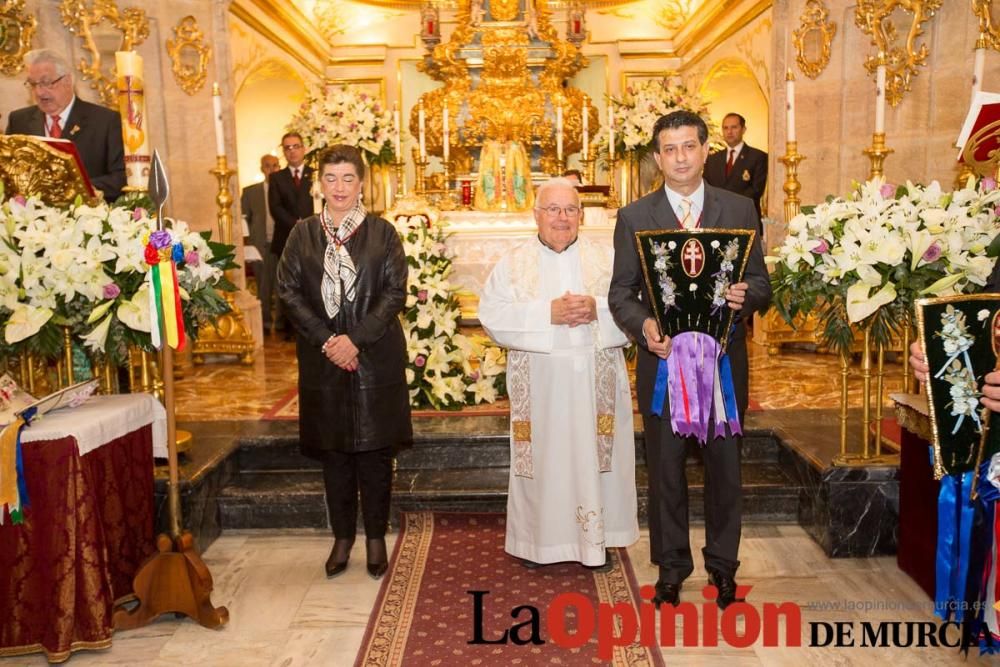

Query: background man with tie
[[5, 49, 126, 203], [241, 154, 281, 333], [269, 132, 316, 335], [703, 113, 767, 230], [609, 110, 770, 610]]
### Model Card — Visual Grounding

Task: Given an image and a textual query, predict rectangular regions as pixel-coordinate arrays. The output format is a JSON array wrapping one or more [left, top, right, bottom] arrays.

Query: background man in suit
[[609, 110, 771, 610], [5, 49, 125, 203], [704, 113, 767, 230], [269, 132, 315, 335], [241, 154, 281, 333]]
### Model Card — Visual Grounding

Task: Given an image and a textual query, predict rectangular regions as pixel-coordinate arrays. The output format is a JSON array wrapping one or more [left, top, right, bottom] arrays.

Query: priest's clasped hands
[[641, 281, 750, 360], [323, 334, 359, 372], [550, 291, 598, 327]]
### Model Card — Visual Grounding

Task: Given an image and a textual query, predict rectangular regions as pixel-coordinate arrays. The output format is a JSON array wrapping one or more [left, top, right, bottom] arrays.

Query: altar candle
[[556, 105, 563, 161], [418, 100, 426, 160], [212, 82, 225, 157], [582, 97, 589, 157], [608, 103, 615, 162], [875, 64, 886, 134], [785, 69, 796, 143], [973, 46, 986, 95], [393, 104, 401, 158], [442, 105, 450, 163]]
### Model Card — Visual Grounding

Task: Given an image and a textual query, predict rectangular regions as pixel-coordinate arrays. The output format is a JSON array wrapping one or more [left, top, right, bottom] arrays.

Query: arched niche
[[235, 59, 307, 189], [697, 57, 769, 154]]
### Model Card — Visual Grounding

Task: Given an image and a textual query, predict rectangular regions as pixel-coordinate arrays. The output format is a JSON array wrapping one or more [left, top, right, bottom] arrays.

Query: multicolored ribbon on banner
[[144, 229, 186, 351], [936, 470, 976, 623], [0, 406, 36, 525], [650, 331, 742, 444]]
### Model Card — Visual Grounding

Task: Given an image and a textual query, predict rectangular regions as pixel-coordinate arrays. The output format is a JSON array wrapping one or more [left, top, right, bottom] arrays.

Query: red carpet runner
[[355, 512, 664, 666]]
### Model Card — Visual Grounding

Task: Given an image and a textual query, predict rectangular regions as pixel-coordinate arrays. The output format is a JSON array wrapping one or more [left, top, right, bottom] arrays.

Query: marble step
[[217, 460, 802, 530], [234, 429, 784, 473]]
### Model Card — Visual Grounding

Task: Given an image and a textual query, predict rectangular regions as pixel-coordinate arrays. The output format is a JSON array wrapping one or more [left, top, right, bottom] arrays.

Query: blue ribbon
[[651, 357, 668, 417], [936, 471, 976, 622], [15, 405, 37, 510], [719, 353, 740, 428]]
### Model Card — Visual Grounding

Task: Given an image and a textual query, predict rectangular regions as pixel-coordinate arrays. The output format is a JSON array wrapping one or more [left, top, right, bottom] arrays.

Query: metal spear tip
[[148, 150, 169, 224]]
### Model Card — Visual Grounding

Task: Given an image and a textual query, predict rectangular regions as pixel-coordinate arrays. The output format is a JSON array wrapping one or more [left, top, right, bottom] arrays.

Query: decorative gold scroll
[[59, 0, 150, 108], [973, 0, 1000, 51], [854, 0, 942, 107], [0, 134, 102, 207], [793, 0, 836, 79], [166, 15, 211, 96], [0, 0, 36, 76]]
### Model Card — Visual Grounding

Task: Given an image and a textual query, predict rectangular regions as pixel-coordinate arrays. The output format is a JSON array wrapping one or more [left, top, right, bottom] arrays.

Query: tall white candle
[[212, 82, 225, 157], [973, 47, 986, 95], [393, 105, 401, 158], [442, 105, 449, 163], [608, 103, 615, 162], [875, 64, 886, 134], [556, 105, 563, 162], [785, 69, 796, 143], [418, 101, 426, 159], [581, 97, 589, 157]]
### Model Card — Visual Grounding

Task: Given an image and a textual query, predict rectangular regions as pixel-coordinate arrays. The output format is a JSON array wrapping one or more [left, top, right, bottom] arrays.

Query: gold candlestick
[[392, 160, 406, 199], [605, 155, 620, 209], [192, 154, 255, 365], [414, 156, 429, 194], [780, 141, 805, 221], [863, 132, 893, 181], [580, 145, 597, 185]]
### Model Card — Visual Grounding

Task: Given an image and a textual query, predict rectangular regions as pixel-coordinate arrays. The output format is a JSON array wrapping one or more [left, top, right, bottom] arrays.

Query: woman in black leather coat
[[277, 144, 412, 580]]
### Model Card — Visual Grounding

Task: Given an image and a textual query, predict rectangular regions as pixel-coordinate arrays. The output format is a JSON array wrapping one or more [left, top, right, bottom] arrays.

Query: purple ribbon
[[666, 332, 720, 444]]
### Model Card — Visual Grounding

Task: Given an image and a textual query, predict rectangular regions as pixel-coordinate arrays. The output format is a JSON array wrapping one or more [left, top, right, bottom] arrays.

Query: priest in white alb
[[479, 178, 639, 568]]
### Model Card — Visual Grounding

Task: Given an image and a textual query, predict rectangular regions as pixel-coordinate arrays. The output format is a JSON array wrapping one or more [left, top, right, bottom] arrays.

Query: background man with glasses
[[5, 48, 125, 203], [268, 131, 315, 336], [479, 177, 638, 570]]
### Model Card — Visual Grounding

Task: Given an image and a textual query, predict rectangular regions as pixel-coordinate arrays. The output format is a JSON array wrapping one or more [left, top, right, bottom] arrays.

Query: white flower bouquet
[[0, 192, 236, 364], [286, 84, 397, 166], [394, 214, 506, 409], [768, 177, 1000, 355]]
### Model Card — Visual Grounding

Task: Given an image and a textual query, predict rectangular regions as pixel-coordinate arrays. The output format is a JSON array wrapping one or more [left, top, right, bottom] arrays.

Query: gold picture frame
[[0, 0, 36, 77], [793, 0, 836, 80], [166, 15, 211, 96], [59, 0, 150, 108]]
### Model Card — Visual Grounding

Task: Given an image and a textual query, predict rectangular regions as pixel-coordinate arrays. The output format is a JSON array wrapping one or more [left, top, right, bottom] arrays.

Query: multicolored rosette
[[0, 406, 35, 525], [143, 229, 186, 351]]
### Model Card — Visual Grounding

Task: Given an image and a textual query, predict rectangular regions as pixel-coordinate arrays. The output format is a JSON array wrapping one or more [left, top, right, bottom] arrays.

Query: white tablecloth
[[19, 394, 168, 458]]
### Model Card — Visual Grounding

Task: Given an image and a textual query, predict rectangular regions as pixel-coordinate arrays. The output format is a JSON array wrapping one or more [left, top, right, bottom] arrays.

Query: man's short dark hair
[[651, 110, 708, 150], [723, 112, 746, 128], [318, 144, 366, 181], [281, 131, 303, 145], [562, 168, 583, 180]]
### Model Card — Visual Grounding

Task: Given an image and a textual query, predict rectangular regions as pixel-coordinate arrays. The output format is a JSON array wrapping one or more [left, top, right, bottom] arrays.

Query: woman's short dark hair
[[651, 110, 709, 150], [318, 144, 366, 181]]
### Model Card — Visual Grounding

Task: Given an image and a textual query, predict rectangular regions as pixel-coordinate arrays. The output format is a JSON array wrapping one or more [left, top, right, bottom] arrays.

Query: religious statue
[[525, 0, 539, 40], [421, 3, 441, 47], [474, 140, 534, 212], [470, 0, 484, 26], [567, 2, 585, 45]]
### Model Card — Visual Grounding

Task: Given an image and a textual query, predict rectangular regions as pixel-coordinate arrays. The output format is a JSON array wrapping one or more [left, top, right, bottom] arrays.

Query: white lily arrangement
[[594, 78, 719, 158], [768, 177, 1000, 356], [286, 84, 397, 166], [394, 214, 506, 409], [0, 193, 235, 364]]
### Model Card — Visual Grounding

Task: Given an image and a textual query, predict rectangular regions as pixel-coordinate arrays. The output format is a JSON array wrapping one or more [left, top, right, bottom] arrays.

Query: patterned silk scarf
[[320, 199, 366, 318]]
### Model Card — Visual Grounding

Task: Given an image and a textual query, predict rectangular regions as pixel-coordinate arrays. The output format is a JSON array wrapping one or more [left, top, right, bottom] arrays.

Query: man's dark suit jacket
[[609, 183, 771, 417], [268, 165, 315, 258], [6, 99, 126, 203], [704, 143, 767, 221], [241, 181, 269, 258]]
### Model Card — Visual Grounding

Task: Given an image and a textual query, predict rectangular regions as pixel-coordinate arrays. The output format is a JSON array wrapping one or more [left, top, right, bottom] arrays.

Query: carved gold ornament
[[961, 118, 1000, 178], [0, 0, 36, 77], [793, 0, 836, 79], [854, 0, 942, 107], [0, 135, 102, 207], [973, 0, 1000, 51], [59, 0, 150, 108], [166, 15, 211, 96]]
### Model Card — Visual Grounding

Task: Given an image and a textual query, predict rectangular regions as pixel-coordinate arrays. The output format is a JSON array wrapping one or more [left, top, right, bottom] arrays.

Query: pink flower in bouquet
[[102, 283, 121, 299], [415, 354, 426, 368], [185, 250, 200, 266], [13, 195, 26, 206], [417, 289, 428, 303], [812, 239, 829, 254], [922, 241, 943, 263], [983, 177, 997, 192], [133, 207, 144, 220], [879, 183, 896, 199]]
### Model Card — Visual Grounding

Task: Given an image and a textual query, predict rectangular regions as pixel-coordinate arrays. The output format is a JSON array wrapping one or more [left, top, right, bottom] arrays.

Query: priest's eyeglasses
[[24, 75, 66, 90], [537, 205, 581, 218]]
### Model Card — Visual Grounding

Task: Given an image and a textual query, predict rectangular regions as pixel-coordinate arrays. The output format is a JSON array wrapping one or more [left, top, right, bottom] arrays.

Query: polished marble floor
[[173, 331, 909, 422], [7, 525, 989, 666]]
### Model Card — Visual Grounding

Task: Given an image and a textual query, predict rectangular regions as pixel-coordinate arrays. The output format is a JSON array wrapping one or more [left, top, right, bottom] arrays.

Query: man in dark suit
[[704, 113, 767, 229], [609, 110, 771, 610], [268, 132, 315, 334], [5, 49, 125, 203], [242, 154, 281, 332]]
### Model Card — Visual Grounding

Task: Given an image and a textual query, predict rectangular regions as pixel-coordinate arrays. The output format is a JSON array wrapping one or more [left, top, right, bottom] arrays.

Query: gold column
[[839, 350, 850, 459], [192, 154, 255, 365], [863, 132, 893, 181]]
